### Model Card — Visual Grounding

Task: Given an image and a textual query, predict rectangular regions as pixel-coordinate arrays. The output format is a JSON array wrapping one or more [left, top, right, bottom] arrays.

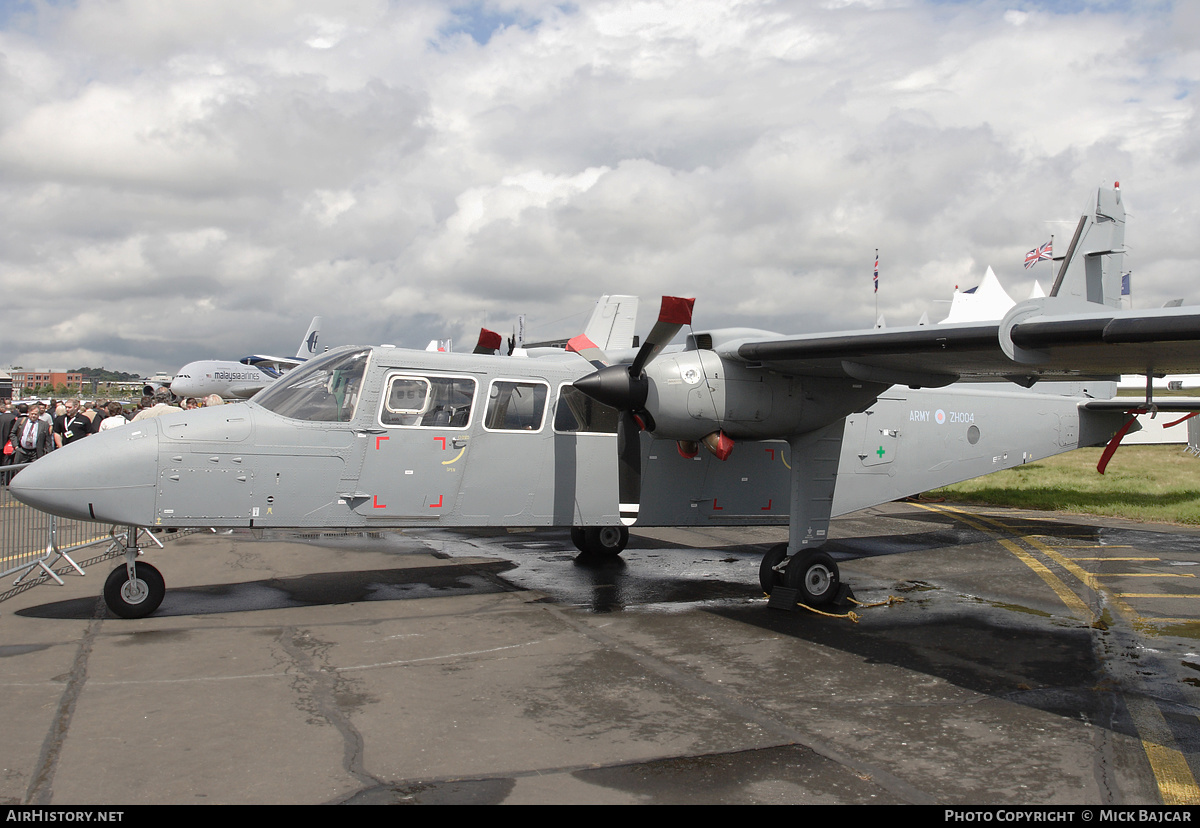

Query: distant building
[[0, 373, 10, 402], [11, 371, 84, 396]]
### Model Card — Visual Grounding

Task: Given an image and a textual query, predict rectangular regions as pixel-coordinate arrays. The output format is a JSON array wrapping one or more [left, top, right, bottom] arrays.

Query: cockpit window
[[254, 348, 370, 422]]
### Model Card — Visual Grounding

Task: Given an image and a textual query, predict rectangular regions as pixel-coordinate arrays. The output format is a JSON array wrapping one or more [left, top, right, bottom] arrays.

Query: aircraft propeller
[[473, 328, 503, 355], [570, 296, 695, 526]]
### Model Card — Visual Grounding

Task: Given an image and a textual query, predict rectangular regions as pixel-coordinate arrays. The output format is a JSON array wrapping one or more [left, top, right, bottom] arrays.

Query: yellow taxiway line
[[911, 502, 1200, 805]]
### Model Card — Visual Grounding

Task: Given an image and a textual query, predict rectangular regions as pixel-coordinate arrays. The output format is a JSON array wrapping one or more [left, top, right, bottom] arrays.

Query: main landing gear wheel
[[103, 561, 165, 619], [759, 545, 841, 608], [571, 526, 629, 556], [784, 550, 840, 607], [758, 543, 789, 595]]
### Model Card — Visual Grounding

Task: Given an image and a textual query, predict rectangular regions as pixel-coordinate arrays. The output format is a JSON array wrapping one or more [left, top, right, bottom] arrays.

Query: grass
[[927, 444, 1200, 525]]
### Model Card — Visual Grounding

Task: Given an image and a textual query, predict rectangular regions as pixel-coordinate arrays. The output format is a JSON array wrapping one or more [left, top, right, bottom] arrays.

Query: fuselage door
[[860, 410, 899, 467], [457, 378, 556, 521], [545, 383, 620, 525], [352, 372, 476, 518]]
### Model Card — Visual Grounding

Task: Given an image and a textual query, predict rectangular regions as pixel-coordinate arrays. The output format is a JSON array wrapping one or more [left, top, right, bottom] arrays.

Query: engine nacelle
[[643, 350, 885, 442]]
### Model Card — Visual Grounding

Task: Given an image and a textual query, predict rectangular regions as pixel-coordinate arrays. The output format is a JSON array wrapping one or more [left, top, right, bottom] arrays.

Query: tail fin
[[582, 295, 639, 351], [1049, 183, 1126, 307], [295, 316, 322, 360]]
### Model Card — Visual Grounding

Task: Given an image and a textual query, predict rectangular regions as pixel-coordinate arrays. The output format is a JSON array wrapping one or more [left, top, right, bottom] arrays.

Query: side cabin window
[[553, 384, 619, 434], [484, 380, 548, 432], [380, 374, 476, 428], [255, 348, 369, 423]]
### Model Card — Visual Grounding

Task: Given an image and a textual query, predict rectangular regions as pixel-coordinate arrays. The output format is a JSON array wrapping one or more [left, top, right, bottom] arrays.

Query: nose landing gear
[[102, 525, 166, 619], [570, 526, 630, 557], [104, 560, 165, 619]]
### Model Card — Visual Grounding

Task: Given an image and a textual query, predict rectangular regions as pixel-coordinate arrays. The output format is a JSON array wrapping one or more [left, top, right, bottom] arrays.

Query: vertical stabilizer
[[296, 316, 322, 359], [1049, 184, 1126, 307], [583, 295, 639, 351]]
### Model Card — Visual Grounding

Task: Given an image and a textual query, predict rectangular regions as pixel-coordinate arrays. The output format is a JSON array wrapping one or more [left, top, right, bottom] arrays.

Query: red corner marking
[[375, 436, 389, 450], [434, 437, 446, 450], [372, 495, 387, 509], [712, 499, 723, 511], [761, 499, 773, 511], [765, 448, 774, 460], [429, 495, 443, 508]]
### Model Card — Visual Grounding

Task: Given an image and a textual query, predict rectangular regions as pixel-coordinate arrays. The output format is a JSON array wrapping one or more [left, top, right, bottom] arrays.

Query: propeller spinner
[[570, 296, 695, 526]]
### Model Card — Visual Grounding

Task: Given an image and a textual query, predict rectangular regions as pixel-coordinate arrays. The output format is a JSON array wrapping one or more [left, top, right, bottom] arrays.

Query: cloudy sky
[[1, 0, 1197, 376]]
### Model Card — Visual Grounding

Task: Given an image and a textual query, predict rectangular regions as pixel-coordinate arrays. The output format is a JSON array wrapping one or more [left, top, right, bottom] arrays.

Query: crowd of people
[[1, 390, 225, 467]]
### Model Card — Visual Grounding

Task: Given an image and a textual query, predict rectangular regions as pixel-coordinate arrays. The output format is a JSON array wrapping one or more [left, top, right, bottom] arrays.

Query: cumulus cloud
[[0, 0, 1197, 375]]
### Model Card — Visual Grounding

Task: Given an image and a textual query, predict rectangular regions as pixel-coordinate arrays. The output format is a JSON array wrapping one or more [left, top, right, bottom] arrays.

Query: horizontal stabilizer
[[1080, 397, 1200, 413]]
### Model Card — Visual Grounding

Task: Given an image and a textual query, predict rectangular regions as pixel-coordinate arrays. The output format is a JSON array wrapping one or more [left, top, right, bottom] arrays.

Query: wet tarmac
[[2, 501, 1199, 805]]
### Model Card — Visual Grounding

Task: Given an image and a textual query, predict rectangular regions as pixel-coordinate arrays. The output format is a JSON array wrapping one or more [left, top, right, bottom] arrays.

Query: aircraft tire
[[570, 527, 587, 553], [103, 562, 165, 619], [784, 551, 840, 607], [758, 543, 788, 595], [583, 526, 628, 556]]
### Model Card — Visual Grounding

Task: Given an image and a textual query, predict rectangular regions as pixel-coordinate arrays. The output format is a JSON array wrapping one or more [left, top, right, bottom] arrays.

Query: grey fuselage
[[12, 344, 1125, 532]]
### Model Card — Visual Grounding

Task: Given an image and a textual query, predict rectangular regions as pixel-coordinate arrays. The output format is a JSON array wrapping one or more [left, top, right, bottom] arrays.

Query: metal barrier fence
[[0, 462, 124, 586]]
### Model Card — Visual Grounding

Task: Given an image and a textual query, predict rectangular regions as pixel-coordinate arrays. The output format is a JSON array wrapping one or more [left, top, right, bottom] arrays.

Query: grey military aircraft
[[12, 184, 1200, 619]]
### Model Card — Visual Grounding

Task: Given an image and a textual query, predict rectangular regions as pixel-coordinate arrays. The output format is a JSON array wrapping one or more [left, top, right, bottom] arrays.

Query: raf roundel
[[935, 409, 946, 425]]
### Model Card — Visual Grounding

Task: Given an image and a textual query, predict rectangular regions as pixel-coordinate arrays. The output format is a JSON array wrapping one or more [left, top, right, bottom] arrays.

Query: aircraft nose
[[8, 420, 160, 525]]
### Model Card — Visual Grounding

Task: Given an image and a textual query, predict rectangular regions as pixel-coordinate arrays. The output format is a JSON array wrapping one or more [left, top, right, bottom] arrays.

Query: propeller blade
[[473, 328, 503, 355], [617, 410, 641, 526], [572, 296, 694, 530], [566, 334, 610, 370], [629, 296, 694, 377]]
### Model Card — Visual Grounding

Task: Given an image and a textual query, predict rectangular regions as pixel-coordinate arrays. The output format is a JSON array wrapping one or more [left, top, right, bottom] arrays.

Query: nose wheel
[[759, 544, 841, 608], [103, 561, 165, 619], [570, 526, 629, 556]]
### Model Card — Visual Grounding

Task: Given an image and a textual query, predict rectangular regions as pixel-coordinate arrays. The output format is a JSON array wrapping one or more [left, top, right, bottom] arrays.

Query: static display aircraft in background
[[14, 184, 1200, 619], [139, 372, 176, 398], [169, 317, 322, 400]]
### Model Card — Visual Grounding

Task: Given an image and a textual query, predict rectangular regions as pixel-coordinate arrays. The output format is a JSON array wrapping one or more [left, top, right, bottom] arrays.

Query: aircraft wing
[[727, 305, 1200, 389], [239, 354, 304, 377]]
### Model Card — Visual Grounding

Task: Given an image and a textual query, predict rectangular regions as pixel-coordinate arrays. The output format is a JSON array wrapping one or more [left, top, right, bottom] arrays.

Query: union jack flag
[[873, 250, 879, 294], [1024, 240, 1053, 269]]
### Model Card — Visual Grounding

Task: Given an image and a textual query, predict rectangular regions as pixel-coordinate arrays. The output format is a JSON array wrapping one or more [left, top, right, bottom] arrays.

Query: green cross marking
[[876, 445, 886, 458]]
